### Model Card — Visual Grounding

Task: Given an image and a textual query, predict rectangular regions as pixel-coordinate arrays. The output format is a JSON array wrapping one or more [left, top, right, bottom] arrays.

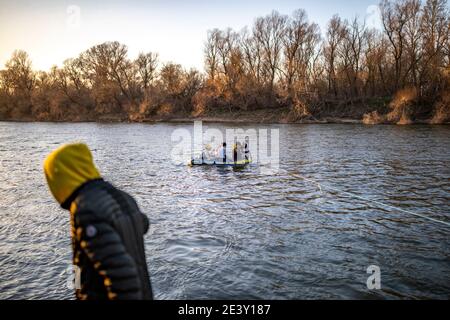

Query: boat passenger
[[218, 142, 227, 163], [234, 142, 244, 163], [244, 143, 250, 161]]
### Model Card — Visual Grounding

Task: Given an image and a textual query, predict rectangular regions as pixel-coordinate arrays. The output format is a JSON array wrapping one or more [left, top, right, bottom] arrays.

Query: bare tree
[[81, 41, 136, 111], [3, 50, 35, 97], [403, 0, 422, 88], [56, 57, 91, 107], [240, 27, 263, 85], [216, 28, 240, 88], [380, 0, 411, 91], [136, 52, 158, 91], [1, 50, 35, 116], [204, 29, 220, 81], [324, 15, 346, 96], [282, 9, 321, 97], [363, 29, 388, 96], [347, 17, 366, 96], [159, 63, 184, 96], [419, 0, 450, 96], [253, 11, 288, 93]]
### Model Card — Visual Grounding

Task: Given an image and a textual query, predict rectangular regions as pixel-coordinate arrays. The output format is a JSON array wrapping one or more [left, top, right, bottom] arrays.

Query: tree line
[[0, 0, 449, 123]]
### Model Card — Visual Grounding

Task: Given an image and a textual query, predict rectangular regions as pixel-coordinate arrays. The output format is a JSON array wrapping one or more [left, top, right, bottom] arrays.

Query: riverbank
[[3, 116, 448, 125], [2, 86, 449, 125], [2, 111, 448, 125], [1, 100, 449, 125]]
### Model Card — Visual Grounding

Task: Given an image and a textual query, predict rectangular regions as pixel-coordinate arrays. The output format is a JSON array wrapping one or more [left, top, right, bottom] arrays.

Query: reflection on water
[[0, 122, 449, 299]]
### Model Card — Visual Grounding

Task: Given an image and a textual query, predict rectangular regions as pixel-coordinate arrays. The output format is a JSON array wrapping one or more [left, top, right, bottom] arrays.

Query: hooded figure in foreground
[[44, 143, 153, 300]]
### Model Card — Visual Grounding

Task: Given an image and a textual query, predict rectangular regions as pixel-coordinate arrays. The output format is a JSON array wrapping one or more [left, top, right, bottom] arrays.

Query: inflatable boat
[[188, 159, 252, 167]]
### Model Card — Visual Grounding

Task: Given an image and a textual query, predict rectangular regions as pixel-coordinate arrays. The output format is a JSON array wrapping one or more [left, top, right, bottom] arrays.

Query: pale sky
[[0, 0, 383, 72]]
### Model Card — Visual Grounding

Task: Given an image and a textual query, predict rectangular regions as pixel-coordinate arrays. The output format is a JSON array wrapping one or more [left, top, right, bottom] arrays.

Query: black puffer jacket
[[68, 179, 153, 300]]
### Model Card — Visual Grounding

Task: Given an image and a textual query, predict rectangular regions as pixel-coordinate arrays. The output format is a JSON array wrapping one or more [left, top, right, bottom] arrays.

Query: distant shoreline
[[3, 98, 448, 125], [1, 116, 448, 125]]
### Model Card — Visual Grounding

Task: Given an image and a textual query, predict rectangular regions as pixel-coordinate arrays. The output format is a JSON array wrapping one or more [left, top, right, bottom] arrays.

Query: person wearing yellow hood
[[44, 143, 153, 300]]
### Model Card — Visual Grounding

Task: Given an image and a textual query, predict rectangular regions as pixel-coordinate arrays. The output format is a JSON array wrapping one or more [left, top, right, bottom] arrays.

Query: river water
[[0, 122, 449, 299]]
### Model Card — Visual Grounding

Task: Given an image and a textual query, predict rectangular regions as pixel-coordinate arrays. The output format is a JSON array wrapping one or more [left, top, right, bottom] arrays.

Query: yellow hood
[[44, 143, 101, 207]]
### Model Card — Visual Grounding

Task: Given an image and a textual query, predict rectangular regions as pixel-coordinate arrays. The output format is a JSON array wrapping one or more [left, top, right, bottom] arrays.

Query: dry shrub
[[363, 111, 385, 125], [137, 87, 164, 118], [191, 98, 206, 117], [157, 103, 173, 117], [387, 87, 417, 124], [138, 98, 152, 115], [9, 97, 32, 119], [283, 97, 312, 122], [292, 99, 310, 118], [34, 111, 50, 121], [48, 100, 65, 120], [191, 84, 230, 115], [396, 112, 414, 125], [430, 92, 450, 124], [128, 112, 143, 122], [192, 87, 215, 116]]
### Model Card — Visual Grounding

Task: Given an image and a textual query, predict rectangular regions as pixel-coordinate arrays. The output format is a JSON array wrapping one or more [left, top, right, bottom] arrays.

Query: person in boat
[[244, 142, 250, 162], [203, 144, 214, 162], [218, 142, 227, 164], [233, 142, 244, 163], [243, 136, 251, 162], [43, 143, 153, 300]]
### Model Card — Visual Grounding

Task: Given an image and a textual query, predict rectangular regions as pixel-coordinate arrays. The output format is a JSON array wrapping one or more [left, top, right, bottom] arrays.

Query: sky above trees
[[0, 0, 385, 71]]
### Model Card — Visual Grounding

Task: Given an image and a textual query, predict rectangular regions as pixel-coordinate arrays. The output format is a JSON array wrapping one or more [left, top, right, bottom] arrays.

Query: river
[[0, 122, 449, 299]]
